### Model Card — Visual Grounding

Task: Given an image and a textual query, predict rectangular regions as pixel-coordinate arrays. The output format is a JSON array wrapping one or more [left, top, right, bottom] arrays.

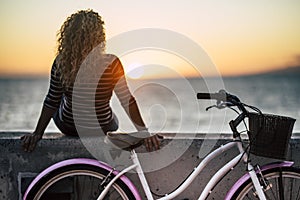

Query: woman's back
[[45, 54, 132, 129]]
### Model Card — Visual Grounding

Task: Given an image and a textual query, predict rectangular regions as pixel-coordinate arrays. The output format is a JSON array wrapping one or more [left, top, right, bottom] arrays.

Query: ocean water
[[0, 75, 299, 134]]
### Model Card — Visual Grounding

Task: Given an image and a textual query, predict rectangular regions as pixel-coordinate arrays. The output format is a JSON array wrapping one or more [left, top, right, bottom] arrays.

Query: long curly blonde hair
[[56, 9, 105, 88]]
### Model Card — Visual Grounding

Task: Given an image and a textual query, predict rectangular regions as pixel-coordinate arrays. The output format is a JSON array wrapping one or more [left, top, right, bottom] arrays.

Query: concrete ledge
[[1, 132, 299, 200]]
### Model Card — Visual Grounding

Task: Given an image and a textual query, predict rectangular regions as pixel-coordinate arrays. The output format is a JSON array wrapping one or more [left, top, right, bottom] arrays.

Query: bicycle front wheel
[[25, 164, 136, 200], [233, 167, 300, 200]]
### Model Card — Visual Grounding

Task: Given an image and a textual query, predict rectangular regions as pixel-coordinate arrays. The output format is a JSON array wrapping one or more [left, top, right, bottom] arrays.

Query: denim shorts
[[53, 110, 119, 136]]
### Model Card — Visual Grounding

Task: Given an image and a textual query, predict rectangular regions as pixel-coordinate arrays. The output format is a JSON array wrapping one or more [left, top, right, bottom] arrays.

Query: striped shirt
[[44, 54, 145, 130]]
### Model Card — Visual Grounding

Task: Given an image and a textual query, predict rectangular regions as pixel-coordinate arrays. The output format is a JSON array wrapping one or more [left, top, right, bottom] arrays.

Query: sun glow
[[125, 63, 145, 79], [0, 1, 299, 77]]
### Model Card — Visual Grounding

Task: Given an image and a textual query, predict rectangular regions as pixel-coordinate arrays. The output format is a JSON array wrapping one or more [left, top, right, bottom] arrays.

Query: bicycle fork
[[236, 140, 267, 200], [97, 162, 139, 200], [247, 164, 267, 200], [97, 150, 153, 200]]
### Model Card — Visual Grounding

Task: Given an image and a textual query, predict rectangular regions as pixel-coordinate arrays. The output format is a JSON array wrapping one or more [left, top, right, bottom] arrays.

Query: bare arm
[[112, 57, 160, 150], [21, 59, 62, 152], [111, 58, 147, 130], [33, 105, 56, 135], [21, 105, 56, 152]]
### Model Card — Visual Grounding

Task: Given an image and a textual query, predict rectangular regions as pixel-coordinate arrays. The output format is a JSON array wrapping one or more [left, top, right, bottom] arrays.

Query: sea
[[0, 74, 299, 134]]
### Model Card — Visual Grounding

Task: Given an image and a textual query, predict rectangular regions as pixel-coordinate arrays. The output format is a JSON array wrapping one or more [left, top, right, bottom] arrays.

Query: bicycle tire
[[25, 164, 136, 200], [232, 167, 300, 200]]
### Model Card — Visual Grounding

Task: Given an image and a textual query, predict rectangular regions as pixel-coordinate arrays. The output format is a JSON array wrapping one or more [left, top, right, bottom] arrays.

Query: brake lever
[[216, 102, 227, 109], [206, 102, 233, 111], [206, 105, 217, 111]]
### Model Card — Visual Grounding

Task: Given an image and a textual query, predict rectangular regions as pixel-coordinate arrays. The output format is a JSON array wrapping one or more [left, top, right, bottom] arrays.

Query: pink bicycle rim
[[23, 158, 141, 200]]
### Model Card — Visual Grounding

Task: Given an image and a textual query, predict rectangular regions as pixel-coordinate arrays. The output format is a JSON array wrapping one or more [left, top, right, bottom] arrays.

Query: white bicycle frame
[[98, 136, 267, 200]]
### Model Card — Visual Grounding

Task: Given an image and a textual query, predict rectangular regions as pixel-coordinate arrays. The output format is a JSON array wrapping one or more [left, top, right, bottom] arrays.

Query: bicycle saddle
[[105, 131, 150, 150]]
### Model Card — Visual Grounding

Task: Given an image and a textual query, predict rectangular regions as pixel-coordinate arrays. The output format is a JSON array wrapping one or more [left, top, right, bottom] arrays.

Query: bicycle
[[23, 89, 299, 200]]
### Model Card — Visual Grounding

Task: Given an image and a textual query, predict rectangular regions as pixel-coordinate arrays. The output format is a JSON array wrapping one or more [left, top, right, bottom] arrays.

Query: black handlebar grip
[[197, 93, 213, 99], [197, 91, 227, 101]]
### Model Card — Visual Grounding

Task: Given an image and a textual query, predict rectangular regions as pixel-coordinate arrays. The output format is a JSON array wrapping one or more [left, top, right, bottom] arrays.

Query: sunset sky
[[0, 0, 300, 78]]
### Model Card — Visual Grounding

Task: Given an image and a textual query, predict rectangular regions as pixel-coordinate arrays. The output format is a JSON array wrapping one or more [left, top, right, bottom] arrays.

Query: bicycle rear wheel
[[25, 164, 136, 200], [233, 167, 300, 200]]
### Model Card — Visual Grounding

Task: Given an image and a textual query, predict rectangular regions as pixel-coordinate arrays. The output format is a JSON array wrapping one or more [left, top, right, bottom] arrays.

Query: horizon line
[[1, 65, 299, 80]]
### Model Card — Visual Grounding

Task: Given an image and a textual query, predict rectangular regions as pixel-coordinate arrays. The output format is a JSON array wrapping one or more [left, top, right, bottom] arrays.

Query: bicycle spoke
[[289, 177, 293, 200], [265, 178, 277, 200], [293, 177, 300, 200], [28, 167, 134, 200], [265, 189, 275, 200], [273, 177, 279, 199], [233, 168, 300, 200], [244, 193, 252, 200]]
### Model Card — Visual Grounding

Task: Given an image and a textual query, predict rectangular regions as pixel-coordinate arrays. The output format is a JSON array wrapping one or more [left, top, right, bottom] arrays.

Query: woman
[[21, 9, 159, 152]]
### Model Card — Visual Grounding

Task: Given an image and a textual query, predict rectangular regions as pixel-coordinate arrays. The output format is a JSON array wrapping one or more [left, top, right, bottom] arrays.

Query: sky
[[0, 0, 300, 78]]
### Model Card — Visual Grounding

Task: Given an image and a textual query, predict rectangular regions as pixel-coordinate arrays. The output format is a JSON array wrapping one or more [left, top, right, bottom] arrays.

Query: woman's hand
[[144, 134, 160, 152], [21, 105, 55, 152], [21, 132, 43, 152]]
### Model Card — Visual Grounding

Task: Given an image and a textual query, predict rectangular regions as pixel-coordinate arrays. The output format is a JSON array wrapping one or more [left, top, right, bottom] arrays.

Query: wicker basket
[[247, 112, 296, 160]]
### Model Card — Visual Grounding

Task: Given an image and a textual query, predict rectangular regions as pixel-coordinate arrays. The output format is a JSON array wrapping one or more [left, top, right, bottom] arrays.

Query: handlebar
[[197, 89, 240, 103], [197, 92, 225, 101], [197, 89, 246, 112], [197, 89, 250, 137]]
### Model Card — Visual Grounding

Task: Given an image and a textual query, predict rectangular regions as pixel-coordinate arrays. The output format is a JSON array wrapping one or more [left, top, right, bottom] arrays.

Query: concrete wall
[[0, 132, 299, 200]]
